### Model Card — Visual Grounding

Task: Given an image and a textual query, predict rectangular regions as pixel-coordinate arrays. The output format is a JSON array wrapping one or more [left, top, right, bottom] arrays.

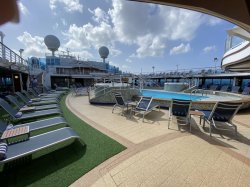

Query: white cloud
[[63, 21, 115, 50], [18, 2, 29, 15], [49, 0, 83, 13], [121, 65, 130, 69], [108, 0, 206, 58], [207, 17, 222, 26], [61, 18, 67, 26], [203, 45, 216, 53], [170, 43, 191, 55], [133, 34, 166, 58], [17, 32, 47, 58], [53, 22, 59, 30], [88, 7, 109, 23], [126, 58, 132, 63]]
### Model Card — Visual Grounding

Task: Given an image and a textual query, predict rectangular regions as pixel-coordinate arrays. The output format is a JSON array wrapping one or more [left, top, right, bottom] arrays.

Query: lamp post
[[152, 66, 155, 74], [214, 57, 218, 73]]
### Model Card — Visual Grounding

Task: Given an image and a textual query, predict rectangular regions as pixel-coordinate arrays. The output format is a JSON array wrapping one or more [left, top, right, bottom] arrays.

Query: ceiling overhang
[[131, 0, 250, 32]]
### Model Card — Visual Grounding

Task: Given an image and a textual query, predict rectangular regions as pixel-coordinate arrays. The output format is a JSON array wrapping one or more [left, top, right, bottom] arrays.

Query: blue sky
[[0, 0, 235, 73]]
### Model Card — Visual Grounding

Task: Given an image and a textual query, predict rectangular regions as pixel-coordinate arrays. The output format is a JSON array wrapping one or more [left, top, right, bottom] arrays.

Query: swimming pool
[[141, 90, 207, 101]]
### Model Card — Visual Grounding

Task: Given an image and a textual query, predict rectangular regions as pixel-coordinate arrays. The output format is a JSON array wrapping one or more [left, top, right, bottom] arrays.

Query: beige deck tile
[[67, 95, 250, 187]]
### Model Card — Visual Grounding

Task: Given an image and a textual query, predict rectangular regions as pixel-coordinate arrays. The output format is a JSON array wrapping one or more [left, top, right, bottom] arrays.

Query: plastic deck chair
[[231, 86, 240, 93], [168, 99, 192, 131], [131, 96, 159, 122], [242, 87, 250, 95], [112, 93, 131, 115], [202, 102, 242, 137]]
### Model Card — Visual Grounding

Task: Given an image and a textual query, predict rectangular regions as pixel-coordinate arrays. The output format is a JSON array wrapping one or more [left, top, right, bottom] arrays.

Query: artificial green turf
[[0, 95, 126, 187]]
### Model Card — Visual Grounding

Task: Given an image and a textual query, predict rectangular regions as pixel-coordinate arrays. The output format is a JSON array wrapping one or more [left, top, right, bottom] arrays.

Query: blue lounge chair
[[168, 99, 192, 131], [0, 127, 84, 171], [0, 117, 67, 134], [220, 85, 229, 92], [202, 102, 242, 137], [131, 96, 159, 122], [6, 95, 58, 111], [242, 87, 250, 95], [112, 93, 131, 115], [0, 98, 61, 121], [231, 86, 240, 93]]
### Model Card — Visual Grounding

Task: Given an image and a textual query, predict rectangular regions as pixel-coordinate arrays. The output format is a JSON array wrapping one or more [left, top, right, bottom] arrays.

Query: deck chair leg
[[210, 119, 214, 137], [168, 117, 171, 129], [112, 105, 116, 113]]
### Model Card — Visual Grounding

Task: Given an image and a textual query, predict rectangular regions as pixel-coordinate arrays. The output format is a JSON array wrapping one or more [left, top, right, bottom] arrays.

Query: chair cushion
[[15, 111, 23, 118], [0, 143, 7, 161], [6, 124, 14, 130]]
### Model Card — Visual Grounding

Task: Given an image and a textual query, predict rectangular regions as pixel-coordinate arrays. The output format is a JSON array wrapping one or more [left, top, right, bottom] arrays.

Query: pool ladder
[[190, 89, 208, 99]]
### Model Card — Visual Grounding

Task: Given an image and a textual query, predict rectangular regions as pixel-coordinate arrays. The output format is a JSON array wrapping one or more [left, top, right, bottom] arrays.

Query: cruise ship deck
[[67, 95, 250, 187]]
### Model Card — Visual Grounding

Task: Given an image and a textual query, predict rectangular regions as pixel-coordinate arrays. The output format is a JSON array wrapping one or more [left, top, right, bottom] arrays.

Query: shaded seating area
[[202, 102, 242, 137], [130, 96, 159, 122], [0, 127, 83, 171], [168, 99, 192, 131]]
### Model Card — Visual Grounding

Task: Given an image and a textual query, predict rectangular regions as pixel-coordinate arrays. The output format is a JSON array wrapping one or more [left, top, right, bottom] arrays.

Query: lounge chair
[[112, 93, 132, 115], [29, 88, 61, 99], [220, 85, 229, 92], [22, 90, 58, 102], [0, 117, 67, 134], [168, 99, 192, 131], [242, 87, 250, 95], [6, 95, 58, 111], [202, 102, 242, 137], [209, 85, 218, 91], [0, 98, 61, 121], [131, 96, 159, 122], [231, 86, 240, 93], [0, 127, 84, 171], [16, 92, 58, 106]]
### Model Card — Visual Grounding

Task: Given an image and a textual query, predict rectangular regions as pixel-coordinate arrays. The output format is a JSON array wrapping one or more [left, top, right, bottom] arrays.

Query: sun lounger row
[[0, 90, 84, 171], [201, 85, 250, 95]]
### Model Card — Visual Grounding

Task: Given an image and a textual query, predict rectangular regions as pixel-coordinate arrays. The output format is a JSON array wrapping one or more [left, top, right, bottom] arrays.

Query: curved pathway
[[67, 95, 250, 187]]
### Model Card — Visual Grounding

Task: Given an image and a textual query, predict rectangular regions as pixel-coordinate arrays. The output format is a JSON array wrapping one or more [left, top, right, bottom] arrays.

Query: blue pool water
[[141, 90, 208, 101]]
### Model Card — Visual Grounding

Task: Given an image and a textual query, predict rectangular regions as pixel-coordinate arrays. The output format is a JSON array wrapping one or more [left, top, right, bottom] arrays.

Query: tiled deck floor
[[67, 95, 250, 187]]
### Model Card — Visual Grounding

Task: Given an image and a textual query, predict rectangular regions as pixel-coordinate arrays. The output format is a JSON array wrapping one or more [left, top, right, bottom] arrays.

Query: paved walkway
[[67, 95, 250, 187]]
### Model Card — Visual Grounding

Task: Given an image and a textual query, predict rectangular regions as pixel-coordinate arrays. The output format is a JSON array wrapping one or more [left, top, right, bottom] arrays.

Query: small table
[[189, 110, 205, 125], [126, 101, 138, 117], [1, 126, 30, 144]]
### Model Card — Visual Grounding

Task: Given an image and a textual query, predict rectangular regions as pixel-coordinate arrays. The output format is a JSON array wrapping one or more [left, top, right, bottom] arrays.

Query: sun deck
[[67, 95, 250, 187]]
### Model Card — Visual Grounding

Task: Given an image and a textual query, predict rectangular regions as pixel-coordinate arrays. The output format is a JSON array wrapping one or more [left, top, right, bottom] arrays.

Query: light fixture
[[14, 75, 19, 79]]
